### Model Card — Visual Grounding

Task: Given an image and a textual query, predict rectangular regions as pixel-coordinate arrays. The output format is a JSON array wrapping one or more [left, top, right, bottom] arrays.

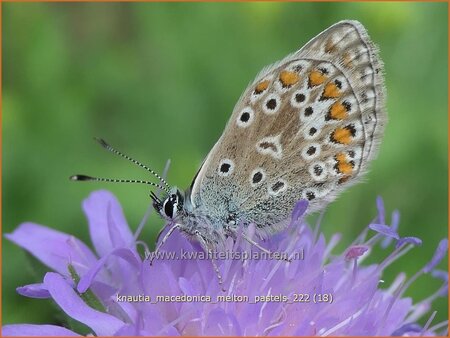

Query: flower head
[[3, 190, 448, 336]]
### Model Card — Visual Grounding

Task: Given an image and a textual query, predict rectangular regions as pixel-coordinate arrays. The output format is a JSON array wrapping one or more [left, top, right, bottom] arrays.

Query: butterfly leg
[[149, 223, 180, 266], [195, 230, 226, 292]]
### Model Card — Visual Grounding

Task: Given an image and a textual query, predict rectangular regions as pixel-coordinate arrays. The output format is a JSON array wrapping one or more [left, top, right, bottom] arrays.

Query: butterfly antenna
[[94, 137, 171, 190], [70, 174, 170, 193]]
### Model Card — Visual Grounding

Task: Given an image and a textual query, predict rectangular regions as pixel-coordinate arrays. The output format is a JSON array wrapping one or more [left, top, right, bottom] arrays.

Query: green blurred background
[[3, 2, 448, 328]]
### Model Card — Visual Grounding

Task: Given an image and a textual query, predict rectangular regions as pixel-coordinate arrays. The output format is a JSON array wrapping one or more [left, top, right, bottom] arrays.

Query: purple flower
[[3, 191, 448, 336]]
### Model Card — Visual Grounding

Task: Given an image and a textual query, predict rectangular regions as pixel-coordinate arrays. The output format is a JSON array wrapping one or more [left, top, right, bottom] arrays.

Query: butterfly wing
[[189, 20, 386, 232]]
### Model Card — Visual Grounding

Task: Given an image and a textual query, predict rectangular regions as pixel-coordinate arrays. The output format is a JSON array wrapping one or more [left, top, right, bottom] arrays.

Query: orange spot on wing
[[339, 163, 352, 175], [279, 71, 300, 87], [309, 70, 327, 87], [336, 153, 347, 163], [336, 153, 353, 175], [331, 127, 352, 145], [329, 102, 348, 120], [254, 80, 270, 94], [323, 82, 340, 99]]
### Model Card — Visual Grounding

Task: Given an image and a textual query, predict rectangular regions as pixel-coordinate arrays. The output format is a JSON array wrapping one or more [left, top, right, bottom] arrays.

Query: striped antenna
[[70, 174, 169, 193], [94, 137, 171, 190]]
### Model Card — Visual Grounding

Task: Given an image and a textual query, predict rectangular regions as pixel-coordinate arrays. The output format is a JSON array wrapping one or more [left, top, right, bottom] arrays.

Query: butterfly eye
[[162, 194, 178, 219], [163, 200, 174, 218]]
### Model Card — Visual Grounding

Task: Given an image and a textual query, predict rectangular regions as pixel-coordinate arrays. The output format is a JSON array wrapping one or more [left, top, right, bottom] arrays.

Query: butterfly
[[72, 20, 386, 284]]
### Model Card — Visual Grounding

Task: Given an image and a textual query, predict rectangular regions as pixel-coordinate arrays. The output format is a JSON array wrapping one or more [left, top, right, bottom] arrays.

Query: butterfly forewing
[[190, 21, 386, 233]]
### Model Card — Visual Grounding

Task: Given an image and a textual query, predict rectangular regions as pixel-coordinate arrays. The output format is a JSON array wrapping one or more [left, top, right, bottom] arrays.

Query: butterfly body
[[151, 20, 386, 247], [73, 20, 386, 253]]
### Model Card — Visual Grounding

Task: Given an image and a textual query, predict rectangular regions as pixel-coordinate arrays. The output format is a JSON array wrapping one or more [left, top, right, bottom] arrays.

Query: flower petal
[[2, 324, 81, 336], [424, 239, 448, 273], [381, 210, 400, 248], [369, 223, 399, 239], [83, 190, 134, 257], [77, 247, 141, 293], [396, 236, 422, 248], [5, 223, 97, 276], [6, 192, 446, 336], [113, 324, 152, 336], [16, 283, 50, 299], [391, 323, 422, 336], [44, 272, 125, 336], [345, 245, 369, 261], [438, 284, 448, 297], [291, 200, 308, 222], [203, 308, 241, 336], [431, 269, 448, 282], [376, 196, 385, 225]]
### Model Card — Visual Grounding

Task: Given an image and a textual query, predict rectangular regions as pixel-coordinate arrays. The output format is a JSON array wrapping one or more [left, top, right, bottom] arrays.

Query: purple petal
[[424, 239, 448, 273], [396, 236, 422, 249], [291, 200, 308, 222], [44, 272, 125, 336], [2, 324, 81, 336], [369, 223, 399, 239], [438, 284, 448, 297], [5, 223, 97, 277], [77, 247, 141, 293], [83, 190, 134, 257], [431, 269, 448, 282], [203, 308, 241, 336], [381, 210, 400, 248], [376, 196, 385, 225], [345, 245, 369, 261], [392, 323, 422, 336], [16, 283, 50, 299], [113, 324, 153, 336], [6, 192, 447, 336]]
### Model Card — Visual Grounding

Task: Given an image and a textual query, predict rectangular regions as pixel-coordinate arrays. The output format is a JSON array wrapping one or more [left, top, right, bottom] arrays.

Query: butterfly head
[[152, 187, 185, 221]]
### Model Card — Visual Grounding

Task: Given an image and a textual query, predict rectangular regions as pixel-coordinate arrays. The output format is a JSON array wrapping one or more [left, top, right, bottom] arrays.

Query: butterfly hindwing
[[190, 21, 386, 233]]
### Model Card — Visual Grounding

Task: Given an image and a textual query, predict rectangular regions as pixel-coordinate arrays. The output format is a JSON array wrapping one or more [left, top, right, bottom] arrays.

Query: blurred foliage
[[3, 2, 448, 327]]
